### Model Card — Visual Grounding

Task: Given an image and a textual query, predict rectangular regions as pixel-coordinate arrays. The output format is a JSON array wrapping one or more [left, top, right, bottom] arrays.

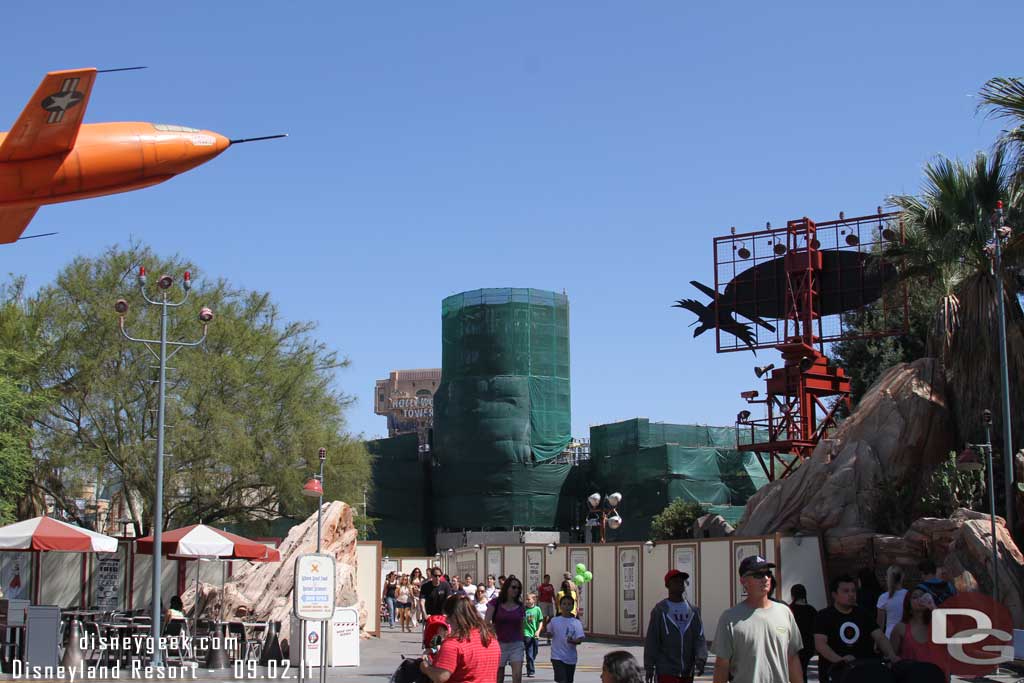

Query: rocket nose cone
[[206, 131, 231, 154]]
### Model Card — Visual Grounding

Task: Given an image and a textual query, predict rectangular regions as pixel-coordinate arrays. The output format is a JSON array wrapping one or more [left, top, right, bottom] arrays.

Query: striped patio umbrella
[[0, 516, 117, 552], [136, 524, 270, 559], [136, 524, 279, 632]]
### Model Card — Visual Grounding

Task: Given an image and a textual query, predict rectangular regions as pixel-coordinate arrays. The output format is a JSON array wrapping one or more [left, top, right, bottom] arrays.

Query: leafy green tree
[[650, 499, 706, 541], [0, 280, 52, 522], [831, 281, 935, 410], [4, 243, 370, 532]]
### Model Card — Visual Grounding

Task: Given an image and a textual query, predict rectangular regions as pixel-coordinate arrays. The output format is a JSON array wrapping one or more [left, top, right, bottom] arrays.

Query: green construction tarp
[[433, 288, 572, 529], [588, 418, 773, 541], [366, 433, 430, 551]]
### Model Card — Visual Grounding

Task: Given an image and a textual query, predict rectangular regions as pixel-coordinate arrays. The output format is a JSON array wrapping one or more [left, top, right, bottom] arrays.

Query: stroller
[[826, 658, 944, 683], [390, 615, 449, 683]]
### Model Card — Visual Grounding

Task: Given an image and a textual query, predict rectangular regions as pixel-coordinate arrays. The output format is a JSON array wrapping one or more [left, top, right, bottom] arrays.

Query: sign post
[[294, 553, 336, 683]]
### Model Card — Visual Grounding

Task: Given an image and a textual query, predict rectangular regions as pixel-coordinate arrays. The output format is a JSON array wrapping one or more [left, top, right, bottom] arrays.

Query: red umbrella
[[136, 525, 279, 627], [0, 516, 119, 604], [0, 516, 117, 552], [136, 524, 269, 559]]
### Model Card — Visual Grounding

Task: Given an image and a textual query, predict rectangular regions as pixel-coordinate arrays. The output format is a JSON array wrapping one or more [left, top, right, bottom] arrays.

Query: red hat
[[664, 569, 690, 586]]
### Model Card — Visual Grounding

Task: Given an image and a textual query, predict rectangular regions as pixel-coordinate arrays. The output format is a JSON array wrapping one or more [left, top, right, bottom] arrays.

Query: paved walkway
[[4, 627, 1020, 681]]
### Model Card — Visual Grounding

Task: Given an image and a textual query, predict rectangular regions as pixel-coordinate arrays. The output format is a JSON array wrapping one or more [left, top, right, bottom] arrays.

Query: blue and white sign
[[294, 553, 337, 621]]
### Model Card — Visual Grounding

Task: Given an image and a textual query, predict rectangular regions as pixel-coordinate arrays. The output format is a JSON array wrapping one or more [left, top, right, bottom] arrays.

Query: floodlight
[[956, 447, 983, 472]]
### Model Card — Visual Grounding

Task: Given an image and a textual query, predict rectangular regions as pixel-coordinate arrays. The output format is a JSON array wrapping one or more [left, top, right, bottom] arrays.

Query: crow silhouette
[[673, 297, 757, 353]]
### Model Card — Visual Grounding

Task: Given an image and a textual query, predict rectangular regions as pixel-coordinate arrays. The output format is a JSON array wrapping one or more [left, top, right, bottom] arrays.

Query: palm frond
[[978, 77, 1024, 121]]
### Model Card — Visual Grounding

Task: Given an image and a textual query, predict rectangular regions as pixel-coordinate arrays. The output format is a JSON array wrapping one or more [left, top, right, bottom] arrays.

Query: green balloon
[[574, 574, 585, 585], [575, 563, 586, 573], [583, 570, 593, 581]]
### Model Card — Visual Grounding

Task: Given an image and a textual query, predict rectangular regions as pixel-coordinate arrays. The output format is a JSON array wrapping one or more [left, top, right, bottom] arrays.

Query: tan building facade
[[374, 368, 441, 439]]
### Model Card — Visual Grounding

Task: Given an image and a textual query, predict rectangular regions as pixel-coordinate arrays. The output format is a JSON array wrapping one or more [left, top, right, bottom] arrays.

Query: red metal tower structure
[[687, 210, 907, 480]]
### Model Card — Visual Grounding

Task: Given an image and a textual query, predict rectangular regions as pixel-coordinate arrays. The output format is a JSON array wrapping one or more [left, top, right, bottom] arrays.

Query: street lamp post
[[586, 492, 623, 543], [302, 447, 328, 683], [992, 202, 1016, 533], [117, 267, 211, 666], [302, 448, 327, 553], [957, 409, 1000, 601]]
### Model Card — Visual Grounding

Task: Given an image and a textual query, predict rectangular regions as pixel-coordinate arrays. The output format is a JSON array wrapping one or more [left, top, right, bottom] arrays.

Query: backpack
[[917, 580, 954, 606]]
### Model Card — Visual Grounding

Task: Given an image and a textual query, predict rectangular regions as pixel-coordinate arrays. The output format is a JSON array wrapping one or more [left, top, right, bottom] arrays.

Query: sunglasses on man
[[744, 571, 773, 580]]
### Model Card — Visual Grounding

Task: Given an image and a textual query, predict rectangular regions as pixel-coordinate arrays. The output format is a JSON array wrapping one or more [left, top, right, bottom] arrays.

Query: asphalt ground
[[4, 626, 1021, 681]]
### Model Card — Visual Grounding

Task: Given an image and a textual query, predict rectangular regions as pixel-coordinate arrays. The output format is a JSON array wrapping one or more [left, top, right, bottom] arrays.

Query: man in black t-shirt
[[419, 567, 453, 616], [814, 574, 899, 683]]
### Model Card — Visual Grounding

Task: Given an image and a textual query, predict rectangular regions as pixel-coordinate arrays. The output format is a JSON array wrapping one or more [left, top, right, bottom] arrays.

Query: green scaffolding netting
[[366, 433, 431, 551], [588, 418, 774, 541], [434, 288, 572, 529]]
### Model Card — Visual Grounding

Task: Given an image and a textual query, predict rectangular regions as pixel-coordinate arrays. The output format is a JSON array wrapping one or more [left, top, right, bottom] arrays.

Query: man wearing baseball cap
[[712, 556, 804, 683], [643, 569, 706, 683]]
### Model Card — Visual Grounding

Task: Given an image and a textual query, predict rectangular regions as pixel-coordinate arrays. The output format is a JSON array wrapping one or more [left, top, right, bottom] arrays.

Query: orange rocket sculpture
[[0, 68, 284, 243]]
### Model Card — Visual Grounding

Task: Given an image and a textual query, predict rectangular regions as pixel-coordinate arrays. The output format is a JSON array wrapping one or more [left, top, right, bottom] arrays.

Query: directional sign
[[293, 553, 336, 621]]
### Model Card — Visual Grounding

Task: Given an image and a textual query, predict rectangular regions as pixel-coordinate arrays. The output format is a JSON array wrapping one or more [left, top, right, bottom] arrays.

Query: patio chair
[[163, 619, 194, 665], [227, 622, 262, 661]]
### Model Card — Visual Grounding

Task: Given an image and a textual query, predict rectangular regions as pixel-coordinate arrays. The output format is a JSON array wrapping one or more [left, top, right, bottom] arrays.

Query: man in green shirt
[[712, 556, 804, 683], [523, 593, 544, 678]]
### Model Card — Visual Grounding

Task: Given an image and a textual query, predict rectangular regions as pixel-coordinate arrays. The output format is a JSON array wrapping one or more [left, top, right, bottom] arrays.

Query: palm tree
[[979, 77, 1024, 183], [887, 150, 1024, 496]]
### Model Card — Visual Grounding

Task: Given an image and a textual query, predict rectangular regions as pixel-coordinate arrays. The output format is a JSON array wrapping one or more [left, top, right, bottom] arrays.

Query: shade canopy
[[136, 524, 272, 559], [0, 516, 118, 553]]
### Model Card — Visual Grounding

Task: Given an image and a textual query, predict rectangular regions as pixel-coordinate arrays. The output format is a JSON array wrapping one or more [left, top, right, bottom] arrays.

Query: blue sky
[[2, 1, 1021, 440]]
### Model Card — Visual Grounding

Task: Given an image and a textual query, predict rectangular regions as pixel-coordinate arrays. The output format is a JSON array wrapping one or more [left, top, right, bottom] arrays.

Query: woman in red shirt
[[421, 595, 501, 683]]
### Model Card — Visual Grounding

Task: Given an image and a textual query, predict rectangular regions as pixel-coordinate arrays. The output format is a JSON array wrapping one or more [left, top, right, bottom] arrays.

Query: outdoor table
[[204, 620, 233, 669], [258, 621, 285, 666]]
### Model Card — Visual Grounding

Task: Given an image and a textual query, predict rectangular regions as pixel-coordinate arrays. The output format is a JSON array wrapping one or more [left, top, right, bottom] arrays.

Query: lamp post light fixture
[[644, 540, 655, 555], [301, 447, 328, 553], [116, 267, 210, 666], [546, 542, 556, 555], [957, 410, 1000, 601], [586, 492, 624, 543]]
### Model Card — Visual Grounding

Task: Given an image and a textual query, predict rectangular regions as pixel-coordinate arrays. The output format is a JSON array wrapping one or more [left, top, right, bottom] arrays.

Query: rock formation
[[692, 514, 734, 538], [182, 501, 363, 647], [738, 358, 954, 536], [734, 357, 1024, 624]]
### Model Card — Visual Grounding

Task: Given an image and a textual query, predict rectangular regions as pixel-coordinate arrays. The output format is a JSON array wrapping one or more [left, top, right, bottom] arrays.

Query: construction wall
[[356, 541, 382, 636], [435, 534, 825, 641]]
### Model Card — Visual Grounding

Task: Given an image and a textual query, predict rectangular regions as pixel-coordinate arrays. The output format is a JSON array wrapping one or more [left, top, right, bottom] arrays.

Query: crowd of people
[[386, 557, 961, 683], [652, 556, 958, 683]]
